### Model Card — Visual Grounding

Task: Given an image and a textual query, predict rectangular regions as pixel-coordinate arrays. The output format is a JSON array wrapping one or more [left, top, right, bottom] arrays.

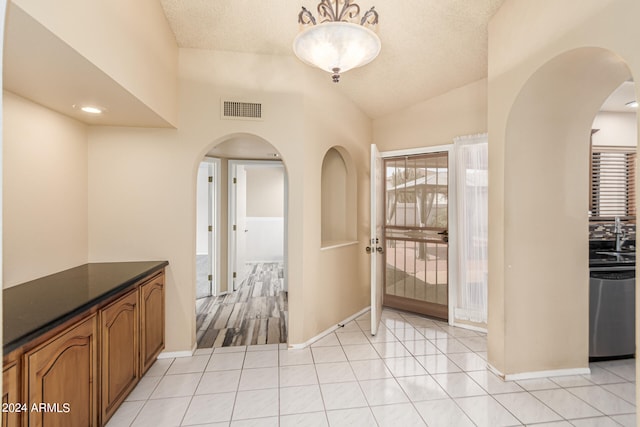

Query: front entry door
[[383, 152, 449, 320], [370, 144, 384, 335]]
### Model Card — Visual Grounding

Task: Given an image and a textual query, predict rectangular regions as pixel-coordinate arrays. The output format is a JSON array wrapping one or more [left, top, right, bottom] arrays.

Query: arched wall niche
[[491, 47, 633, 376], [320, 145, 357, 247]]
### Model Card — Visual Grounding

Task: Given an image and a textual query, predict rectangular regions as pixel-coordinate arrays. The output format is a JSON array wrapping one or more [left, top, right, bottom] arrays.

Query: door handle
[[366, 246, 384, 254], [366, 246, 372, 253], [376, 246, 384, 254]]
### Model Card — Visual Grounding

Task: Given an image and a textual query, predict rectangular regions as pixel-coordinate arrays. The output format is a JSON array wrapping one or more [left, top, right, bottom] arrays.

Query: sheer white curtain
[[454, 134, 488, 326]]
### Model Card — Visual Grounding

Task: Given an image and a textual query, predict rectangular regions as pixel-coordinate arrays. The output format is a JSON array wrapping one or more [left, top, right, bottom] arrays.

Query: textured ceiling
[[160, 0, 506, 118]]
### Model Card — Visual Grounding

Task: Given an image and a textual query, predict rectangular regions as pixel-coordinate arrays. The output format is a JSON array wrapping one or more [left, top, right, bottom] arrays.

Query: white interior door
[[234, 165, 248, 290], [370, 144, 384, 335]]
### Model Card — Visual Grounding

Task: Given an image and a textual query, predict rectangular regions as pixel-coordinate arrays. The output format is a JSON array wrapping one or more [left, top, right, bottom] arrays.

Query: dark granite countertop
[[3, 261, 168, 355]]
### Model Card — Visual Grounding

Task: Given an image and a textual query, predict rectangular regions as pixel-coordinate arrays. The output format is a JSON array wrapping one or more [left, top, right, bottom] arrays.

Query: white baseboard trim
[[288, 307, 371, 350], [449, 320, 487, 334], [158, 343, 197, 359], [488, 363, 591, 381], [487, 363, 505, 379]]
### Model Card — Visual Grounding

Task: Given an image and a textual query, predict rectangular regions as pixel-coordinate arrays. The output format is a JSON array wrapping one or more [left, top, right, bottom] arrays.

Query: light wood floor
[[196, 262, 287, 348]]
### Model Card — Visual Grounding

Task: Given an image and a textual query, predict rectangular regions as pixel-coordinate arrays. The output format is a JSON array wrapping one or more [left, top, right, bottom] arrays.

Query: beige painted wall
[[296, 83, 371, 343], [13, 0, 179, 126], [373, 79, 488, 150], [3, 91, 88, 287], [88, 48, 372, 352], [246, 166, 284, 218], [488, 0, 640, 380], [1, 0, 8, 402]]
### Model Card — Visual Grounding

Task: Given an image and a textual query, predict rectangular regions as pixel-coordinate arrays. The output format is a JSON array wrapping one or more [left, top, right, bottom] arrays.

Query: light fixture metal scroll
[[294, 0, 380, 83]]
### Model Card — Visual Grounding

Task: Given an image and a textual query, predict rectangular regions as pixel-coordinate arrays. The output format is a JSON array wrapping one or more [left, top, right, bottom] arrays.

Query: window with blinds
[[589, 146, 636, 221]]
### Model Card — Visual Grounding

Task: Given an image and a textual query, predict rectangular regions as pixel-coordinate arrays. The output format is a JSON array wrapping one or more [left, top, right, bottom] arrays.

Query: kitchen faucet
[[614, 216, 627, 252]]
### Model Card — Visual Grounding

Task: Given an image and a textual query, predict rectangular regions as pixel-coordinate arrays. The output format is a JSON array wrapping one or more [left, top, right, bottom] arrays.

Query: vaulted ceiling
[[6, 0, 632, 129], [160, 0, 507, 119]]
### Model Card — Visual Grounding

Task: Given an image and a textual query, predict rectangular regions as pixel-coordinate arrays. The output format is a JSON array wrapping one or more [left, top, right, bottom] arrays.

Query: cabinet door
[[101, 290, 139, 423], [25, 315, 98, 427], [2, 360, 21, 427], [140, 273, 165, 374]]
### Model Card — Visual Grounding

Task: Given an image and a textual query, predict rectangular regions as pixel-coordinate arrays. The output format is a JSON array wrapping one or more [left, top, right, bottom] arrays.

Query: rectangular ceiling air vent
[[221, 100, 263, 121]]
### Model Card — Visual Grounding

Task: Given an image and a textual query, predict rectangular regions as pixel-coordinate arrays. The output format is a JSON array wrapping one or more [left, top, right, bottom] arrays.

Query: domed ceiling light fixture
[[293, 0, 380, 83]]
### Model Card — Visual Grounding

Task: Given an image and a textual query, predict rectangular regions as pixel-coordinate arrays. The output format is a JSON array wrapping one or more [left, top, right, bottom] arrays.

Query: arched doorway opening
[[588, 79, 637, 361], [194, 133, 289, 348], [493, 47, 637, 378]]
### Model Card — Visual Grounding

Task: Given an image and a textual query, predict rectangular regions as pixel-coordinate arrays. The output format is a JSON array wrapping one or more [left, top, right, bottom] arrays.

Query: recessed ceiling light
[[81, 106, 103, 114], [73, 104, 105, 114], [625, 100, 638, 108]]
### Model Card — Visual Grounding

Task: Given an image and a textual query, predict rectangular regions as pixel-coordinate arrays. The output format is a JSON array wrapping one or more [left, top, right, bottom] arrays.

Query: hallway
[[196, 262, 287, 348], [108, 308, 635, 426]]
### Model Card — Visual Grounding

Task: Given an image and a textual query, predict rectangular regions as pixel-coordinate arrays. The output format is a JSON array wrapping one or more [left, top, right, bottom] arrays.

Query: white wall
[[246, 166, 284, 217], [3, 91, 88, 287], [245, 218, 284, 262], [592, 111, 637, 147], [245, 165, 284, 262]]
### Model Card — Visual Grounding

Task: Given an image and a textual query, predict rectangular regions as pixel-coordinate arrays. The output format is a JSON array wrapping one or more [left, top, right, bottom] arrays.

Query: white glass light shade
[[293, 22, 381, 75]]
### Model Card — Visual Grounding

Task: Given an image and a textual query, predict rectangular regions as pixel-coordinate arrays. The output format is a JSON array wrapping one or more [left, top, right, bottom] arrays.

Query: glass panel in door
[[383, 152, 449, 320]]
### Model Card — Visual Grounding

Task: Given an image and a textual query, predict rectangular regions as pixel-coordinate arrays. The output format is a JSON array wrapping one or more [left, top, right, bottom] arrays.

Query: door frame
[[201, 157, 222, 296], [370, 144, 383, 335], [228, 159, 287, 292], [379, 144, 458, 326]]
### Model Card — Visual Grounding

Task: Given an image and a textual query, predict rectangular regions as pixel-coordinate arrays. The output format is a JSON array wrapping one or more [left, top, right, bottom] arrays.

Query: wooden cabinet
[[24, 314, 98, 427], [139, 273, 165, 375], [2, 359, 21, 427], [3, 266, 166, 426], [100, 290, 139, 423]]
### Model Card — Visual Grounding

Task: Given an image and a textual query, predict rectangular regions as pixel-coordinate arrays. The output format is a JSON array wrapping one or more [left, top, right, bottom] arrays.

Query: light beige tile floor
[[107, 309, 637, 427]]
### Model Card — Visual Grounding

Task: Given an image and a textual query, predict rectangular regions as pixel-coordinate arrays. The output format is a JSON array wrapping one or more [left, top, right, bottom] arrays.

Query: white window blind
[[590, 146, 636, 220]]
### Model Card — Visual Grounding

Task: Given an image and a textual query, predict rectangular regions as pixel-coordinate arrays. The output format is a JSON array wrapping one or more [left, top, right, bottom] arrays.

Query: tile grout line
[[396, 311, 533, 427], [387, 314, 476, 427], [116, 308, 636, 427], [341, 328, 383, 427]]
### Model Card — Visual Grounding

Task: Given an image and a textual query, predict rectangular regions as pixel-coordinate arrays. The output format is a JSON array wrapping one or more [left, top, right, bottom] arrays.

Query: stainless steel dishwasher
[[589, 267, 635, 359]]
